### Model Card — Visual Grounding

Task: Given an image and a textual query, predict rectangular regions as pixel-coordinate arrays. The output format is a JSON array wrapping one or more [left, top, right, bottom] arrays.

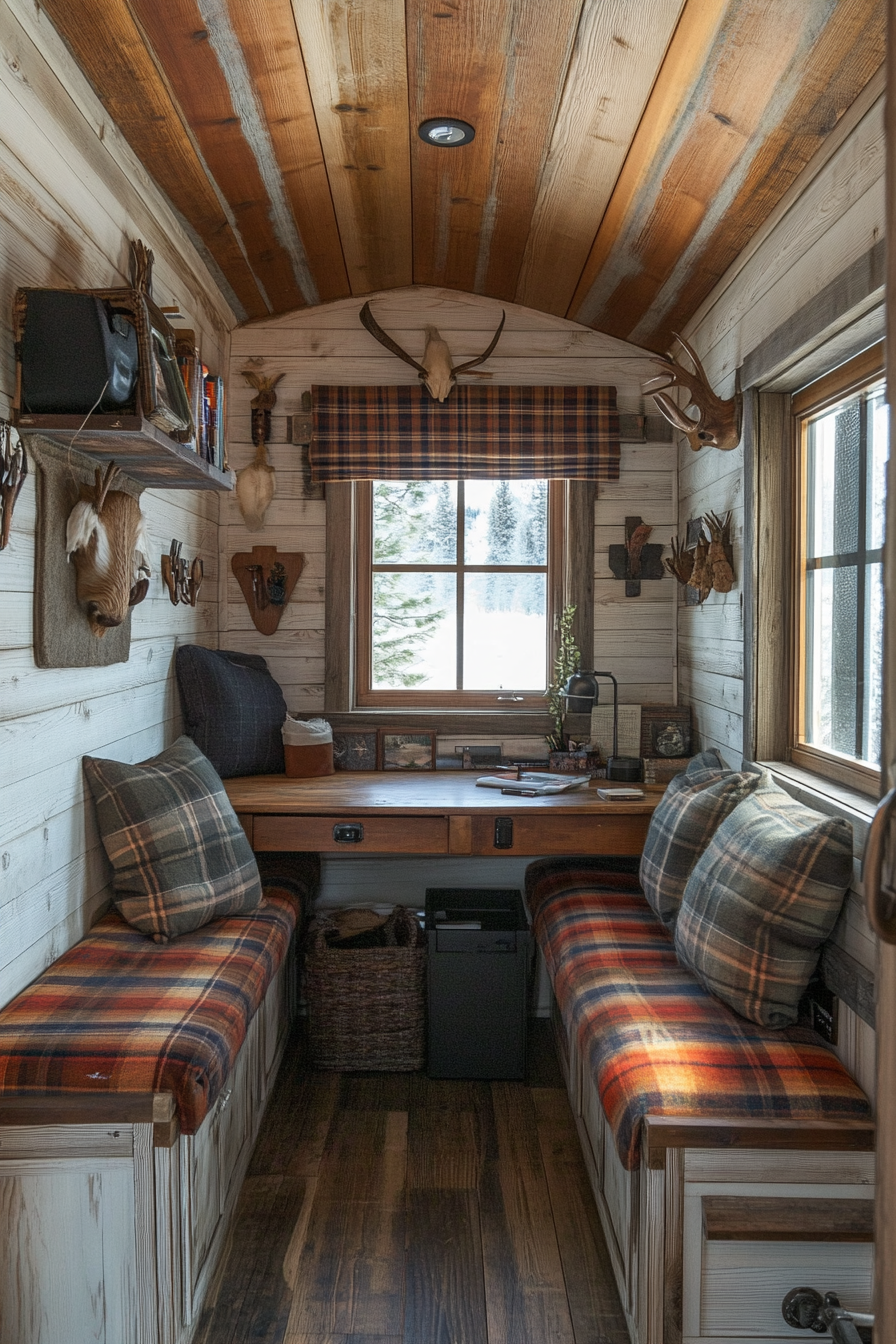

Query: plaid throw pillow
[[686, 748, 726, 772], [674, 773, 854, 1028], [175, 645, 286, 778], [83, 736, 263, 943], [639, 765, 761, 924]]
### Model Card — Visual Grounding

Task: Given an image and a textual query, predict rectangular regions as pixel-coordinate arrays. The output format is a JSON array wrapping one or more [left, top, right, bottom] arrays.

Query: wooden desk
[[224, 773, 662, 857]]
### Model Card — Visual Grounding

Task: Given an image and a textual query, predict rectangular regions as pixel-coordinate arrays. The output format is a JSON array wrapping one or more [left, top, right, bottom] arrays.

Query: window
[[792, 345, 887, 791], [354, 479, 564, 709]]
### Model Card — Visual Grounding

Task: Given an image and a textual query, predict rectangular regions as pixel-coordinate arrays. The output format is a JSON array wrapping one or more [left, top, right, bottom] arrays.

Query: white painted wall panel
[[0, 0, 235, 1008], [227, 287, 676, 716], [677, 92, 885, 1092]]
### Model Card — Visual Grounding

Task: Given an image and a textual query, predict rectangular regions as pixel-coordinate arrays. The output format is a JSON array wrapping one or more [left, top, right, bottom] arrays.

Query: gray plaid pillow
[[639, 765, 761, 924], [686, 749, 726, 773], [175, 645, 286, 777], [674, 772, 854, 1027], [83, 736, 262, 943]]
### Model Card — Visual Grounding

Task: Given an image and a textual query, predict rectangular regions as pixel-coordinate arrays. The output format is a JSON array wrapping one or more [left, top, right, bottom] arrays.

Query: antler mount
[[359, 302, 505, 402], [642, 334, 742, 452]]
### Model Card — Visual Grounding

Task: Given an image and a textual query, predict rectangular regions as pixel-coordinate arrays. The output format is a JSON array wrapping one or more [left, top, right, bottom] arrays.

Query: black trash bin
[[425, 886, 533, 1080]]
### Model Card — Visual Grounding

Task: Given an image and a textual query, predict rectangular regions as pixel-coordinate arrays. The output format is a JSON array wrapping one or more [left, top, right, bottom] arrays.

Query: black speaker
[[21, 290, 139, 415]]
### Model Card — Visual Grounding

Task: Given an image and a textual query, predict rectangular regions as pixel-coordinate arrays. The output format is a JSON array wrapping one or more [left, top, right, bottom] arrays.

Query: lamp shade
[[562, 671, 600, 714]]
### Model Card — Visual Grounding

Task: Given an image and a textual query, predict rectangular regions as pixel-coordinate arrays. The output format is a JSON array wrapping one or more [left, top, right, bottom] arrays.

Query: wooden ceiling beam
[[566, 0, 734, 336], [407, 0, 584, 299], [471, 0, 585, 300], [570, 0, 886, 349], [632, 0, 886, 349], [291, 0, 412, 295], [128, 0, 314, 313], [38, 0, 269, 319], [221, 0, 350, 305], [514, 0, 685, 317]]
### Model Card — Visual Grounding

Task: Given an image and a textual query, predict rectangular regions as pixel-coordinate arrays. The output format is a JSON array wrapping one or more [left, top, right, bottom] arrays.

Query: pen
[[501, 786, 537, 796]]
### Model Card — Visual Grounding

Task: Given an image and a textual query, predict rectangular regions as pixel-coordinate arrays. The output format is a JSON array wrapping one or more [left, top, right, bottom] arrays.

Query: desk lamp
[[562, 670, 642, 782]]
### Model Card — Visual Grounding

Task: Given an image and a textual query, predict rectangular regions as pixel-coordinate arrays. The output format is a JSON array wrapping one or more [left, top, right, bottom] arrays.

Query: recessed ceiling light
[[418, 118, 475, 147]]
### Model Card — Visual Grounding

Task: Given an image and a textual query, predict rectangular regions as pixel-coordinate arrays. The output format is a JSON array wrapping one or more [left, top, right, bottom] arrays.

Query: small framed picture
[[649, 717, 691, 759], [378, 730, 437, 771], [332, 731, 378, 771], [640, 705, 691, 759]]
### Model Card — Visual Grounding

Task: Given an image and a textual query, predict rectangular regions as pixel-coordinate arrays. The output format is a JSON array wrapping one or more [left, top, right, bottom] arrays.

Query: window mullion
[[456, 480, 464, 691], [855, 394, 869, 759]]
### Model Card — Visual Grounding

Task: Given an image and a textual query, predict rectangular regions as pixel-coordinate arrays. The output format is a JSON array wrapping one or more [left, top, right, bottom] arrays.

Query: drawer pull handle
[[333, 822, 364, 843], [494, 817, 513, 849]]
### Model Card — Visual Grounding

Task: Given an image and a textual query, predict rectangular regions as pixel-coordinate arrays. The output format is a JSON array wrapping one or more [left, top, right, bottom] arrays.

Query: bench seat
[[526, 858, 873, 1171], [0, 877, 302, 1134]]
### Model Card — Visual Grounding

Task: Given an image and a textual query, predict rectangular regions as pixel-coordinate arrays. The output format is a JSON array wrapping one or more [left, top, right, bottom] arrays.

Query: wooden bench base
[[0, 946, 295, 1344], [552, 1000, 875, 1344]]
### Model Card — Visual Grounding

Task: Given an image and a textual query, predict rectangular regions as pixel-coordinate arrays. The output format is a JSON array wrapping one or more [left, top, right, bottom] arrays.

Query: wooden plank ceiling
[[40, 0, 885, 349]]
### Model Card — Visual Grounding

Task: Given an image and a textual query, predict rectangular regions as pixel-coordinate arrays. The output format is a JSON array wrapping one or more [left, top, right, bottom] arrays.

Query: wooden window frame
[[324, 479, 595, 733], [789, 344, 885, 795], [353, 480, 563, 711]]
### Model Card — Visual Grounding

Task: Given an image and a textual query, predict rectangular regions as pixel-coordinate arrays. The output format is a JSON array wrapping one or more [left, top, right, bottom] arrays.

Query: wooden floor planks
[[197, 1021, 628, 1344]]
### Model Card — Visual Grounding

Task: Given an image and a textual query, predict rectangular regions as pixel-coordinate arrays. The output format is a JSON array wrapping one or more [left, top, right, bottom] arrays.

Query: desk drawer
[[253, 814, 449, 853], [469, 813, 650, 855]]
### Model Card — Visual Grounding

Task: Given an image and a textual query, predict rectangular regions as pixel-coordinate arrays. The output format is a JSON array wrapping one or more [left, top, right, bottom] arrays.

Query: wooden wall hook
[[231, 545, 304, 635], [161, 539, 203, 607]]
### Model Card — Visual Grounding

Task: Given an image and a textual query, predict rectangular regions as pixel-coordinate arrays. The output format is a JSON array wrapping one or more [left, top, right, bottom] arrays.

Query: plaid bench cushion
[[527, 862, 872, 1170], [0, 879, 303, 1134]]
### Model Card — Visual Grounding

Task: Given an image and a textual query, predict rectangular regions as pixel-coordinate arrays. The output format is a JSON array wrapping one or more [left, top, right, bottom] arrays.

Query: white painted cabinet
[[555, 1009, 875, 1344], [0, 952, 294, 1344]]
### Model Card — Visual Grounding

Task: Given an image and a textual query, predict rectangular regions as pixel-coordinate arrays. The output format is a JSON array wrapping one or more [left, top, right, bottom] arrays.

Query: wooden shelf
[[13, 412, 234, 491]]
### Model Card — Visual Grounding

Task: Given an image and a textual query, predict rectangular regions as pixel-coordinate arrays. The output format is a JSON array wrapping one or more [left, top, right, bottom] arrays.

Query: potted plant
[[545, 604, 604, 775]]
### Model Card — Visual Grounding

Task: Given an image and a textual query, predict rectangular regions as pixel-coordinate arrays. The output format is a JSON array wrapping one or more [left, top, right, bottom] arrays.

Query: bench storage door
[[181, 1006, 260, 1321], [681, 1152, 875, 1344]]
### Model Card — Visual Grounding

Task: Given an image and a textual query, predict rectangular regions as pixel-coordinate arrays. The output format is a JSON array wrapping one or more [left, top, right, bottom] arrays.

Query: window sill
[[757, 759, 877, 846]]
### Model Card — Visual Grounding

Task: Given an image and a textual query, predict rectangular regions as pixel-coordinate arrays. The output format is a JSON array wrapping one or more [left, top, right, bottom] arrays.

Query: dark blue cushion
[[175, 645, 286, 778]]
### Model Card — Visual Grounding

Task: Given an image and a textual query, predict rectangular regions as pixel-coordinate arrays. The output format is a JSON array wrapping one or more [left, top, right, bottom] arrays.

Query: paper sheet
[[589, 704, 641, 758]]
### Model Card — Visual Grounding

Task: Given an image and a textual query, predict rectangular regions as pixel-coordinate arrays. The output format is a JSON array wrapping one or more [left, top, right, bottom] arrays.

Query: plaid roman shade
[[309, 384, 620, 480]]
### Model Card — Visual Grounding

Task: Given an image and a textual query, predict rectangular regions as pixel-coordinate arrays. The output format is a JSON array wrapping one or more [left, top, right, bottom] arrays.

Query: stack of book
[[175, 330, 226, 470]]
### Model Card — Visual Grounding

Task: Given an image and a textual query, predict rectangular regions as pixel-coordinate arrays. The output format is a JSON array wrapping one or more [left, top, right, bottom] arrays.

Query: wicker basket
[[304, 906, 426, 1071]]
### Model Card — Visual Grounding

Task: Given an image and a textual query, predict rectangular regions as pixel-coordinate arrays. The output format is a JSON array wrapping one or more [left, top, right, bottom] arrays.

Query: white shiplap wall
[[675, 83, 885, 1098], [0, 0, 235, 1008], [678, 80, 885, 768], [226, 286, 677, 713], [226, 289, 677, 918]]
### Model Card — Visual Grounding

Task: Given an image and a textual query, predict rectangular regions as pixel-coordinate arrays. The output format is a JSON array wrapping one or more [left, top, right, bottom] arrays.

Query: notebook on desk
[[475, 772, 591, 795]]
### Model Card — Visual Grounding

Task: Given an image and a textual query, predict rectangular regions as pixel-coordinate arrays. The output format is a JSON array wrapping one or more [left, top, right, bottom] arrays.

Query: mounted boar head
[[642, 334, 742, 451], [66, 463, 151, 636], [359, 301, 505, 402]]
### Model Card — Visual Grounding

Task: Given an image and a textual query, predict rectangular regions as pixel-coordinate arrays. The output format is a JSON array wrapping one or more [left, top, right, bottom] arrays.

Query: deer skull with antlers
[[66, 463, 151, 636], [642, 334, 742, 451], [359, 301, 505, 402]]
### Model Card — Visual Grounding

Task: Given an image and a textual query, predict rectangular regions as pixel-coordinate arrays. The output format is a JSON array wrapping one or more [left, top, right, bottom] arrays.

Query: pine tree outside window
[[354, 479, 564, 709]]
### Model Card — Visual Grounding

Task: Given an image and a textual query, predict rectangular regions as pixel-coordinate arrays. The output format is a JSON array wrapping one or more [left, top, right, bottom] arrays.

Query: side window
[[792, 348, 887, 791], [353, 479, 564, 709]]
